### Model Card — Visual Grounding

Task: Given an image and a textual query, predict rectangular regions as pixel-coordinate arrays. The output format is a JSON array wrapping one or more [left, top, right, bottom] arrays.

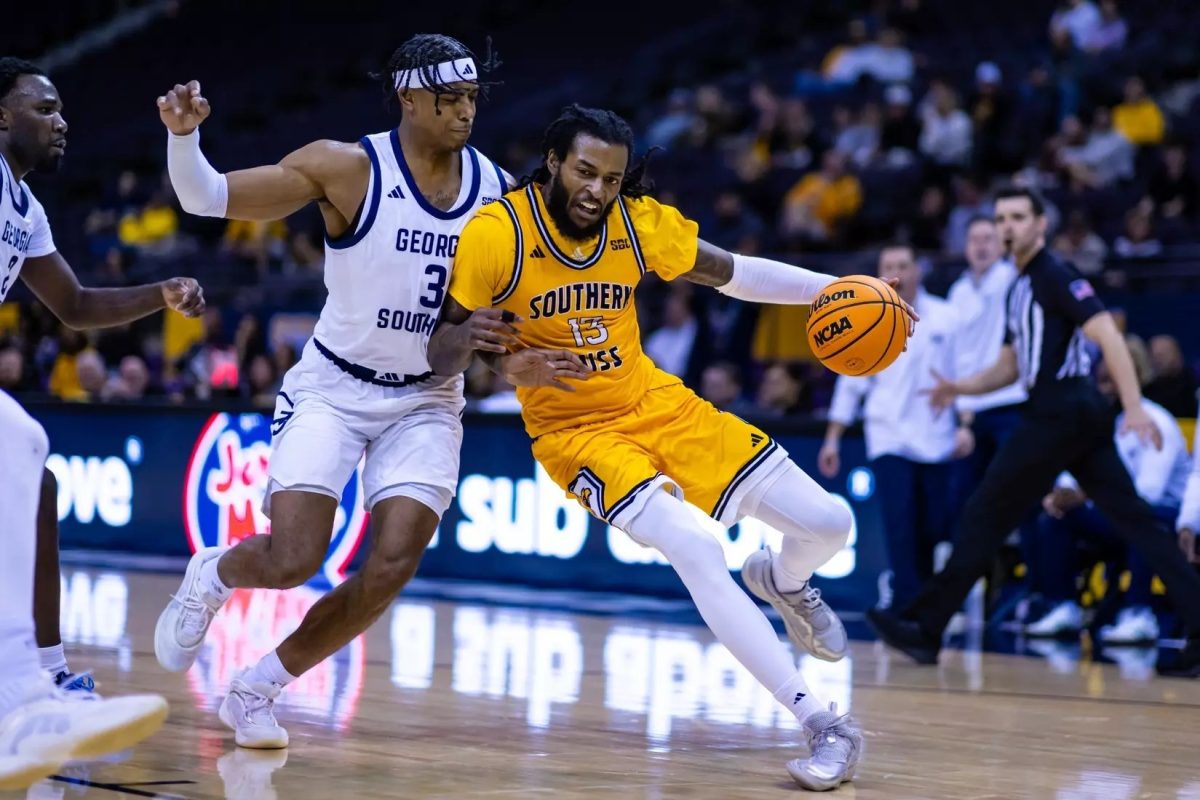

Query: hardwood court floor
[[16, 568, 1200, 799]]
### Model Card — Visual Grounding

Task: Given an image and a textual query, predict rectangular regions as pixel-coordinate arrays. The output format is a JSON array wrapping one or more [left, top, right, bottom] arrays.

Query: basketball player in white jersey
[[0, 56, 205, 789], [154, 34, 586, 748]]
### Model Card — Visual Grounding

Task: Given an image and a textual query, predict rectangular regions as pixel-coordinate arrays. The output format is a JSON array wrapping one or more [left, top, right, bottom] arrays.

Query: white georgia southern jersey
[[0, 154, 56, 305], [312, 129, 508, 384]]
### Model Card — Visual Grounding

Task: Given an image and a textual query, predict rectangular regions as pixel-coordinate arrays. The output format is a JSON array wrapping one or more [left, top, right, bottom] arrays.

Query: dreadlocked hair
[[372, 34, 500, 111], [0, 57, 45, 102], [522, 104, 657, 199]]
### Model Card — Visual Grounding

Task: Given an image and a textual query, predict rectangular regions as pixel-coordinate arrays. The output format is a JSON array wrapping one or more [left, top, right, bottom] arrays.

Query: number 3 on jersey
[[568, 316, 609, 347], [420, 263, 447, 309]]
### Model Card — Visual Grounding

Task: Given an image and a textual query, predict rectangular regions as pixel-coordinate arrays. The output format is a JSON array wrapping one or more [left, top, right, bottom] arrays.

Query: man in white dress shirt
[[820, 245, 972, 608], [946, 216, 1024, 498]]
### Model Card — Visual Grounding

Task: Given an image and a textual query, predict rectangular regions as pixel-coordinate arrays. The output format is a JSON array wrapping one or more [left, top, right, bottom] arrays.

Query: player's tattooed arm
[[681, 240, 735, 288]]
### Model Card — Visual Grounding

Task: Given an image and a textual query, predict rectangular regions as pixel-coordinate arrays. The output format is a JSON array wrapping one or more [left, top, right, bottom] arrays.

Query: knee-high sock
[[745, 462, 852, 593], [625, 490, 828, 721]]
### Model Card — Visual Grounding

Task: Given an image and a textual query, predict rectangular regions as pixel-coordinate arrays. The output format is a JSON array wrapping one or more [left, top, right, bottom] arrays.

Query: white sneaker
[[0, 674, 168, 790], [1099, 607, 1160, 645], [786, 703, 863, 791], [155, 546, 229, 672], [218, 671, 288, 749], [1023, 601, 1083, 638], [741, 549, 848, 661]]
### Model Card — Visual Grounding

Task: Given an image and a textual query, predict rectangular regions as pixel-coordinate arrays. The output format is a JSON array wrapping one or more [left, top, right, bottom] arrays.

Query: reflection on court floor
[[41, 568, 1200, 800]]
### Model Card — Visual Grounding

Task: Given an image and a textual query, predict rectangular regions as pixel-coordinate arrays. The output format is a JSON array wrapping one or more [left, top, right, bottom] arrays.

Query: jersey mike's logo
[[183, 413, 368, 590]]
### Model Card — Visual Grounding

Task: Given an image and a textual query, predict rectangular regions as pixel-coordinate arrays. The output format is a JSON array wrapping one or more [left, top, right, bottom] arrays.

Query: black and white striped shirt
[[1004, 248, 1105, 392]]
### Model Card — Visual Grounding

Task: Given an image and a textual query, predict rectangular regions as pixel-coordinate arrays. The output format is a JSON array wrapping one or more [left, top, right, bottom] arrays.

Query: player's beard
[[546, 176, 610, 241]]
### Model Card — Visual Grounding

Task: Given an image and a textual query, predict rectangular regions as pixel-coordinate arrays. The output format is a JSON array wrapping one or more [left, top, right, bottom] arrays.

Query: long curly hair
[[522, 104, 656, 198]]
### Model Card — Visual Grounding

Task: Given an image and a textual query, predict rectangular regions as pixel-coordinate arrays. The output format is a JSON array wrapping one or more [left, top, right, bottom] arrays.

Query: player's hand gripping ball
[[807, 275, 913, 376]]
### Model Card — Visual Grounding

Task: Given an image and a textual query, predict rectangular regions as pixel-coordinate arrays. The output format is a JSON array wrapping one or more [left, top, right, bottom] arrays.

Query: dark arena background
[[2, 1, 1199, 797]]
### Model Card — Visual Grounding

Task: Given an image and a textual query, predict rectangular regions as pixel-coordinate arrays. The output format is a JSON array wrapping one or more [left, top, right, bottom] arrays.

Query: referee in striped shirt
[[868, 187, 1200, 678]]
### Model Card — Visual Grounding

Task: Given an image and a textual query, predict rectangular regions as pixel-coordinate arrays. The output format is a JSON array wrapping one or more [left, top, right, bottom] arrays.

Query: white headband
[[393, 58, 478, 91]]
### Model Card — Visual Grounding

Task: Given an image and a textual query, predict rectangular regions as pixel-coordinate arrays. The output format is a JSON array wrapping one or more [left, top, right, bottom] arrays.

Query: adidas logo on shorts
[[750, 433, 765, 447]]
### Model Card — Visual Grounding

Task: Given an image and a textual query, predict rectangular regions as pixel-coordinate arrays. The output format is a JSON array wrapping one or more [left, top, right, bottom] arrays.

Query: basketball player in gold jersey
[[430, 105, 918, 790]]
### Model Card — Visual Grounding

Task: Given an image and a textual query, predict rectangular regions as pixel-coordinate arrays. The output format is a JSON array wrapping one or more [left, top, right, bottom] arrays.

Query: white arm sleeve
[[716, 253, 836, 305], [167, 129, 228, 217]]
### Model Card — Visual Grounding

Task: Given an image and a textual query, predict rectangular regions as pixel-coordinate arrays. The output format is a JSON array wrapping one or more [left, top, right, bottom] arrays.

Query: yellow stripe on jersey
[[449, 184, 700, 438]]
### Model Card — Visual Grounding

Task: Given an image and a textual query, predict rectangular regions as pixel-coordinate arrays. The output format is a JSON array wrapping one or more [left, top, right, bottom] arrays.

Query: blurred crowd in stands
[[2, 0, 1198, 419]]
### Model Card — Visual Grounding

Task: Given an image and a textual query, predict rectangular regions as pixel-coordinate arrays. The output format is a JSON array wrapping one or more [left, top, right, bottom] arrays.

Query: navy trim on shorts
[[607, 472, 663, 523], [711, 441, 779, 520]]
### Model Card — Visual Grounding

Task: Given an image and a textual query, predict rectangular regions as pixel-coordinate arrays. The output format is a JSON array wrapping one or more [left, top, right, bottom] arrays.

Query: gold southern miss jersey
[[449, 183, 699, 437]]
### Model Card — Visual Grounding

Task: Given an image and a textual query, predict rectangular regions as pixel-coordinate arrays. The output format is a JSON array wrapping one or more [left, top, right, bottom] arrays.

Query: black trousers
[[904, 379, 1200, 639]]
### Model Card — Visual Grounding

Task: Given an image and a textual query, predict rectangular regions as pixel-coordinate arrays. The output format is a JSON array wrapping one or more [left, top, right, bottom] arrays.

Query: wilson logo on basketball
[[183, 413, 369, 590], [812, 289, 856, 313], [812, 316, 854, 346]]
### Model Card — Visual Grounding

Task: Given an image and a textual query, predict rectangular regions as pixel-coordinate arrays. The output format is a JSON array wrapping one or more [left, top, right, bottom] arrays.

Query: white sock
[[746, 462, 852, 594], [625, 491, 828, 719], [39, 644, 68, 676], [199, 555, 233, 603], [243, 650, 297, 688], [0, 392, 50, 690], [773, 539, 815, 594], [772, 672, 830, 722]]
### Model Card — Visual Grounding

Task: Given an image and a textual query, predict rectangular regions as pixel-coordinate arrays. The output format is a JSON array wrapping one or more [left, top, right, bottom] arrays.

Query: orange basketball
[[806, 275, 907, 377]]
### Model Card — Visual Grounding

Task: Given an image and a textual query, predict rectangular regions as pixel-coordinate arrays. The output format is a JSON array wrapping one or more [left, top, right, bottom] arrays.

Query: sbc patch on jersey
[[183, 412, 368, 590]]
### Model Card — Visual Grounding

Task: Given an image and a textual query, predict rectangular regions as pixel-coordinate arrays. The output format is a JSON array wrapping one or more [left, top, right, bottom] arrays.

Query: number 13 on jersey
[[568, 316, 623, 372]]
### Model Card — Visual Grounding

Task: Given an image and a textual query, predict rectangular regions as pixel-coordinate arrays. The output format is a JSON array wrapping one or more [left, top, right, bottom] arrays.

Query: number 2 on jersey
[[0, 256, 18, 298], [568, 316, 609, 347], [419, 263, 447, 309]]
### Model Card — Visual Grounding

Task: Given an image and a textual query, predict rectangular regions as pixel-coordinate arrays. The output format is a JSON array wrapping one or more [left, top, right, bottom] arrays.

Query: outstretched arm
[[159, 81, 366, 223], [681, 239, 833, 302], [1083, 311, 1162, 449], [924, 345, 1019, 411], [681, 239, 919, 332], [20, 252, 204, 329]]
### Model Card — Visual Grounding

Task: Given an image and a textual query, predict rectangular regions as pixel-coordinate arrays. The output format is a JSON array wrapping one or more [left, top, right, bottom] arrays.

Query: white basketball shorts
[[265, 341, 465, 518]]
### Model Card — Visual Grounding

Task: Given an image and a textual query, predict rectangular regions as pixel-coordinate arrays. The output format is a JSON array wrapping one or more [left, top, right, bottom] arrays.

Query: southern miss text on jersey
[[448, 182, 697, 437]]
